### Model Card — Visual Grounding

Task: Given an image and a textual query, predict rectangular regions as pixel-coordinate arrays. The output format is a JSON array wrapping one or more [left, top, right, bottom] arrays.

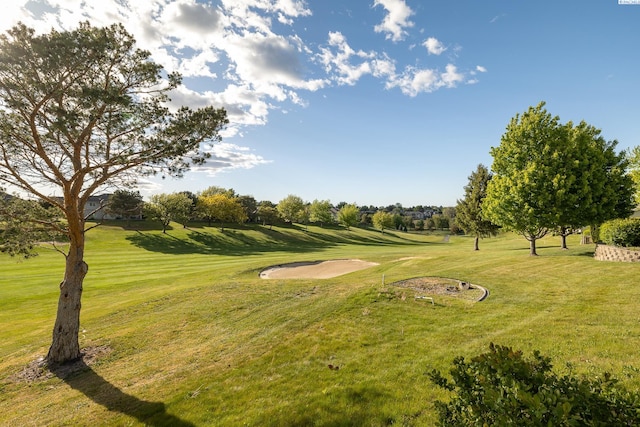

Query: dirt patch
[[10, 345, 112, 383], [260, 259, 379, 279], [392, 277, 488, 302]]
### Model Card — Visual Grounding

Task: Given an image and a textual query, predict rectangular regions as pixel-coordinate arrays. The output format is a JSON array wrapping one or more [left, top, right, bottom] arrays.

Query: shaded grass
[[1, 224, 640, 425]]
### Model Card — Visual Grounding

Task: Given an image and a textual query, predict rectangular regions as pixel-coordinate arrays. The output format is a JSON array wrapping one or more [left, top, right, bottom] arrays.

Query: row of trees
[[455, 102, 635, 255], [104, 187, 458, 234]]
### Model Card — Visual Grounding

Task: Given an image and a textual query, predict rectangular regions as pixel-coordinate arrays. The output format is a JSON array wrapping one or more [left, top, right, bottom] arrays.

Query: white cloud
[[373, 0, 414, 42], [225, 31, 315, 91], [193, 142, 271, 176], [319, 31, 377, 85], [176, 50, 220, 78], [158, 0, 224, 49], [387, 64, 467, 96], [476, 65, 487, 73], [423, 37, 446, 55], [440, 64, 464, 87], [221, 0, 310, 33], [1, 0, 485, 177]]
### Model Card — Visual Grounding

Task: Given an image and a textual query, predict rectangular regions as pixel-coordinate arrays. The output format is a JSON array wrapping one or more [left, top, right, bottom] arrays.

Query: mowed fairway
[[2, 222, 640, 426]]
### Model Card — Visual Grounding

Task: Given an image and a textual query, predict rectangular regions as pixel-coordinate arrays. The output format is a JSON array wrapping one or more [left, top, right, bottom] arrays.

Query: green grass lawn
[[1, 222, 640, 426]]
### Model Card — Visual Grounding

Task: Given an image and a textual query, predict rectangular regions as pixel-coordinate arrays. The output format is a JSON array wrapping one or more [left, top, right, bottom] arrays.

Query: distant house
[[405, 211, 427, 220], [84, 194, 113, 220], [51, 194, 114, 220]]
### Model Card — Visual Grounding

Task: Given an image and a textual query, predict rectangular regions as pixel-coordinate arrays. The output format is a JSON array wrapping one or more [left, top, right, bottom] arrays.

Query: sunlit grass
[[1, 222, 639, 425]]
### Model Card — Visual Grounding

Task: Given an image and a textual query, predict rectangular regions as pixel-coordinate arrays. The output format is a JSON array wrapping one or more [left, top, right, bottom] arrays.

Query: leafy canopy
[[483, 102, 633, 254], [144, 192, 194, 232], [309, 199, 334, 226], [0, 22, 228, 255], [337, 204, 359, 230], [197, 193, 247, 230], [372, 210, 394, 233], [277, 194, 306, 223]]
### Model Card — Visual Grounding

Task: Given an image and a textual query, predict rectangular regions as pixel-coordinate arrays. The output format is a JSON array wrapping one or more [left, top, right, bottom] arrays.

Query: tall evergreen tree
[[455, 164, 500, 250], [106, 190, 144, 225]]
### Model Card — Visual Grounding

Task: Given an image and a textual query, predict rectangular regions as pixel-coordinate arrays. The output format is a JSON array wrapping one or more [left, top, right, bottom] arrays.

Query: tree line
[[104, 186, 456, 234]]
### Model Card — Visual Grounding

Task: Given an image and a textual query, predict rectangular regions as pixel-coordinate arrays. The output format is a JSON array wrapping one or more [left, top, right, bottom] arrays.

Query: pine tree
[[455, 164, 500, 250]]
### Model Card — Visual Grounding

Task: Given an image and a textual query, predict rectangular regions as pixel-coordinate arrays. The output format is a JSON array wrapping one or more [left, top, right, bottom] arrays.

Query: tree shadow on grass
[[125, 229, 331, 256], [52, 361, 194, 427], [126, 225, 431, 257]]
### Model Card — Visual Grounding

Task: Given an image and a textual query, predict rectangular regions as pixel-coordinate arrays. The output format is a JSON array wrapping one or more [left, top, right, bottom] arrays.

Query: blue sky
[[2, 1, 639, 207]]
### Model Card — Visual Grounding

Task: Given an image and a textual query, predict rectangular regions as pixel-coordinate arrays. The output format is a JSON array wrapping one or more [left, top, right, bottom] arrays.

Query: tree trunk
[[590, 224, 600, 243], [47, 241, 87, 364], [559, 226, 569, 250], [474, 235, 479, 251], [529, 237, 538, 256]]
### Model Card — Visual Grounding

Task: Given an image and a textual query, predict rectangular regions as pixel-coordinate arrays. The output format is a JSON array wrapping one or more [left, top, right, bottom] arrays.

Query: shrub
[[600, 218, 640, 247], [429, 343, 640, 426]]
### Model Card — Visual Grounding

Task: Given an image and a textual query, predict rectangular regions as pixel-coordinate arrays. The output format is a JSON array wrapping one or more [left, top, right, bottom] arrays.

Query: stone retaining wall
[[594, 244, 640, 262]]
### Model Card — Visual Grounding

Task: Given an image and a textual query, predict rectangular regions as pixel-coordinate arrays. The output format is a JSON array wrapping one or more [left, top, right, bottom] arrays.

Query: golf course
[[1, 222, 640, 426]]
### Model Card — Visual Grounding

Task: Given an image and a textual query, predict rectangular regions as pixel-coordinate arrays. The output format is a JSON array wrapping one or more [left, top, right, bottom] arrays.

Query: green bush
[[429, 343, 640, 426], [600, 218, 640, 247]]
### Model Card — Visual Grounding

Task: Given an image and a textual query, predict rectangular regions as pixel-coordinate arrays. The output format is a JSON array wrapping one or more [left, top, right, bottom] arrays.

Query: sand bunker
[[260, 259, 379, 279]]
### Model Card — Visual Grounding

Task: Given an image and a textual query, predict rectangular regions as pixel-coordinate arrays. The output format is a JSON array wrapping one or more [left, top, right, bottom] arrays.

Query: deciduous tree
[[554, 122, 633, 249], [199, 185, 236, 198], [309, 199, 334, 227], [372, 210, 394, 233], [197, 193, 247, 231], [257, 201, 279, 229], [483, 103, 576, 255], [0, 23, 227, 364], [432, 214, 449, 231], [144, 193, 194, 232], [337, 204, 359, 230], [277, 194, 305, 224]]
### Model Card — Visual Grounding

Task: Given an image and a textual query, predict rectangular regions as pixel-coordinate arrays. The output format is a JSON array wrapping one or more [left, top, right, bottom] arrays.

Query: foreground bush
[[429, 343, 640, 426], [600, 218, 640, 247]]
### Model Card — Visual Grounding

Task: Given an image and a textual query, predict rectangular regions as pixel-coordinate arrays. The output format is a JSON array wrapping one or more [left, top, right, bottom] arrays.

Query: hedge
[[600, 218, 640, 247]]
